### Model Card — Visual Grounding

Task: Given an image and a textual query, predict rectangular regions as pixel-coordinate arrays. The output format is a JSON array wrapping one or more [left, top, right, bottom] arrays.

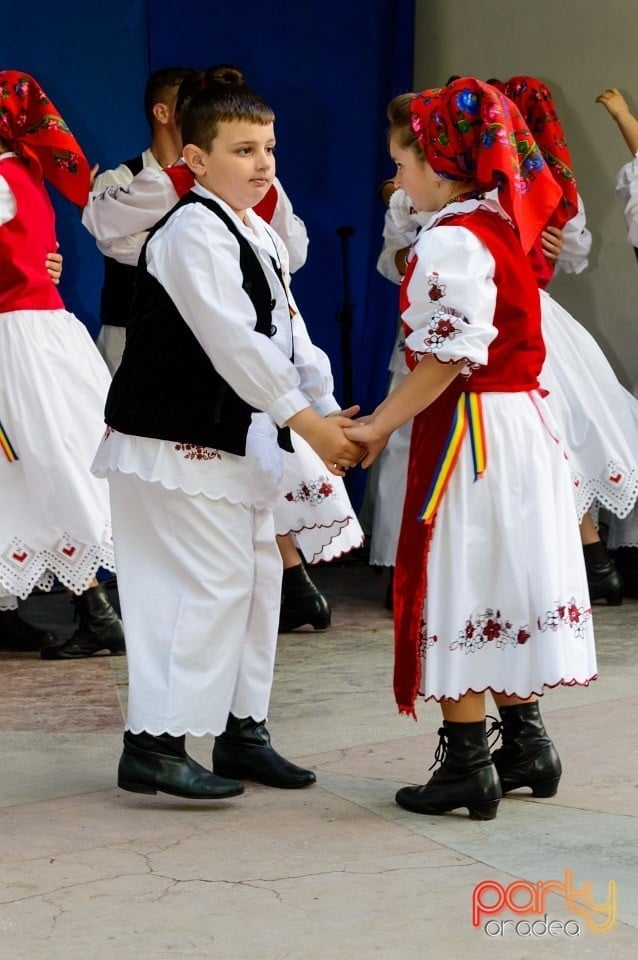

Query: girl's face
[[184, 119, 275, 217], [389, 132, 442, 213]]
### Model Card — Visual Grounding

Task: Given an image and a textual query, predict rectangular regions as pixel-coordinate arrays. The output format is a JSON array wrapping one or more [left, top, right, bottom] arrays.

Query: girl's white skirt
[[419, 392, 597, 703], [539, 289, 638, 520], [0, 309, 114, 607]]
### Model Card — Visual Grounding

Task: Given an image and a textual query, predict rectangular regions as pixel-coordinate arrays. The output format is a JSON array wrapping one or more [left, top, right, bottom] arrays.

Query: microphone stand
[[336, 225, 355, 409]]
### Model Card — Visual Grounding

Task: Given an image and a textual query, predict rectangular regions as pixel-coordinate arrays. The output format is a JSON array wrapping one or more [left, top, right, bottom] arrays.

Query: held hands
[[45, 245, 63, 284], [288, 406, 365, 477], [541, 226, 564, 263], [344, 415, 390, 468]]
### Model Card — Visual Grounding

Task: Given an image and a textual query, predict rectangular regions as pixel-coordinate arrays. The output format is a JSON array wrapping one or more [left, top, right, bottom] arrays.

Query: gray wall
[[414, 0, 638, 387]]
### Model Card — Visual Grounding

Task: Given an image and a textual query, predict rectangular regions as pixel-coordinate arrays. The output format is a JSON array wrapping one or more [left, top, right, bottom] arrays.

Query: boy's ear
[[182, 143, 206, 174], [152, 101, 171, 126]]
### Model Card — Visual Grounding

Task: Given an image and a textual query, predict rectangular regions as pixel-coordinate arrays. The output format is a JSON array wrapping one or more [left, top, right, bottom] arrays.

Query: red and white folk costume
[[0, 72, 115, 610], [393, 83, 596, 716], [82, 162, 363, 563]]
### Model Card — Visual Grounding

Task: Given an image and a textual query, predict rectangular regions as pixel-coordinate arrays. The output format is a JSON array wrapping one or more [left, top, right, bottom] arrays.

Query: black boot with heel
[[491, 701, 562, 797], [213, 714, 316, 788], [118, 731, 244, 799], [278, 563, 331, 632], [583, 540, 623, 605], [395, 719, 502, 819], [41, 582, 125, 659]]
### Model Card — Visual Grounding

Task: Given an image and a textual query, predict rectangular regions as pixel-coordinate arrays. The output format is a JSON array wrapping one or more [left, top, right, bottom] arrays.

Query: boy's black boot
[[278, 563, 331, 632], [213, 714, 316, 788], [491, 702, 562, 797], [0, 608, 59, 651], [583, 541, 623, 605], [395, 720, 501, 820], [41, 583, 125, 659], [118, 731, 244, 799]]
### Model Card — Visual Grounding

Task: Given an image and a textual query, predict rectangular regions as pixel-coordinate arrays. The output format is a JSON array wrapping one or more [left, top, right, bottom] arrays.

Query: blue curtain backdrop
[[2, 0, 414, 508]]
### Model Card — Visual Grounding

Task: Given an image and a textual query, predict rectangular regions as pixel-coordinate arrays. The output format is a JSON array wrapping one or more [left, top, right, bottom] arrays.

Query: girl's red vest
[[0, 157, 64, 312]]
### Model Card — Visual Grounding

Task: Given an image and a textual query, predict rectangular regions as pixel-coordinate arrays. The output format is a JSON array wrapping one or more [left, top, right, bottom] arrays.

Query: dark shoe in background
[[583, 540, 623, 605], [41, 583, 125, 659], [279, 563, 331, 632]]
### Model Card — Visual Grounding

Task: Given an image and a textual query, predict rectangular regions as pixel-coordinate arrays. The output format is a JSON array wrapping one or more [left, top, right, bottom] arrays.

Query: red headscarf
[[409, 77, 565, 252], [502, 75, 578, 224], [0, 70, 90, 205]]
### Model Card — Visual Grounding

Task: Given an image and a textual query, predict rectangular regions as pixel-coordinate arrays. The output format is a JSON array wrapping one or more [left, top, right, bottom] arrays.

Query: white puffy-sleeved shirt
[[83, 160, 308, 273], [401, 198, 502, 376], [376, 189, 433, 285], [554, 193, 592, 275], [92, 182, 337, 505], [616, 155, 638, 248]]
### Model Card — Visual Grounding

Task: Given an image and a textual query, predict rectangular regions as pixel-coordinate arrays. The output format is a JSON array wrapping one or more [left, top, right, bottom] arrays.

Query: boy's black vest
[[104, 191, 292, 455], [99, 154, 144, 328]]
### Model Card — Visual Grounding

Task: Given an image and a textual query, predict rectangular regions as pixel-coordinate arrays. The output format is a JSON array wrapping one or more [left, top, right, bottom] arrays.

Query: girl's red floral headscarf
[[0, 71, 90, 205], [502, 75, 578, 225], [409, 77, 565, 251]]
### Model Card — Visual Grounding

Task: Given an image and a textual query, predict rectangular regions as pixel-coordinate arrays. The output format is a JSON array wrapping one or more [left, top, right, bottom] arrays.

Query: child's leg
[[490, 693, 562, 797], [395, 691, 501, 819], [213, 504, 316, 788], [109, 471, 259, 736]]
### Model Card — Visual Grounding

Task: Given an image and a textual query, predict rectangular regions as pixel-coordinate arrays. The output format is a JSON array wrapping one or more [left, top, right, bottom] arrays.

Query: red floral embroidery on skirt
[[174, 443, 222, 461], [284, 477, 335, 506]]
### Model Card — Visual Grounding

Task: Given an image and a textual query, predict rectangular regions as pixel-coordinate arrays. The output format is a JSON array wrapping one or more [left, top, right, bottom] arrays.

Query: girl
[[346, 78, 597, 820], [0, 70, 123, 657]]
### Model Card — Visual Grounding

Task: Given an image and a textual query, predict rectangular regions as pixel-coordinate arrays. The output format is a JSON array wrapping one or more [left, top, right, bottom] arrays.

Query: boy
[[91, 66, 197, 373], [93, 83, 361, 800]]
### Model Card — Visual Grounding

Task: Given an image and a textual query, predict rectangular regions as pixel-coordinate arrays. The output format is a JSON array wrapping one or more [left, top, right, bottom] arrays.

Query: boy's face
[[185, 120, 276, 215]]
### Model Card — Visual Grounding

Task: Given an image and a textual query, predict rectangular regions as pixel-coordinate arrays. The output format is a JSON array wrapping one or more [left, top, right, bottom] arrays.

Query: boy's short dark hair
[[181, 86, 275, 151], [144, 67, 197, 127]]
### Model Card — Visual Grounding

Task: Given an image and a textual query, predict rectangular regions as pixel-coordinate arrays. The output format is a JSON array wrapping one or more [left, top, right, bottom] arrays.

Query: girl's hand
[[45, 247, 63, 284], [344, 418, 389, 468], [541, 226, 564, 263]]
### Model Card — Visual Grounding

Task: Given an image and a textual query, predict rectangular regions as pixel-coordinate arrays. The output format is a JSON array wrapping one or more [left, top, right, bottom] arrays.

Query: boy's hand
[[596, 88, 631, 120], [287, 407, 364, 475], [45, 247, 63, 284]]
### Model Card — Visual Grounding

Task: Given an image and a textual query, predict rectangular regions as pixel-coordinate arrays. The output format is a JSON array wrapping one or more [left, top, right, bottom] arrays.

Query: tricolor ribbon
[[418, 392, 486, 524], [0, 419, 19, 462]]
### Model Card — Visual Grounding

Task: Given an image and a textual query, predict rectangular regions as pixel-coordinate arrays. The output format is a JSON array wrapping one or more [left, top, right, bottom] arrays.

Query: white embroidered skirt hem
[[418, 392, 597, 703], [0, 309, 115, 602], [539, 289, 638, 520]]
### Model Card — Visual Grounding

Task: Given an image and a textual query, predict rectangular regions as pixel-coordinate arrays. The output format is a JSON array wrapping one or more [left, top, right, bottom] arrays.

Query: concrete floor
[[1, 562, 637, 959]]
